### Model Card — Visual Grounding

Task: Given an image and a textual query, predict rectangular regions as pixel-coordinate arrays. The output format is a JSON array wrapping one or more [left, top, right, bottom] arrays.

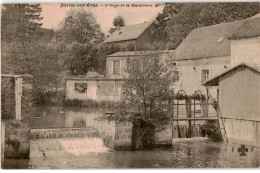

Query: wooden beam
[[170, 117, 218, 121]]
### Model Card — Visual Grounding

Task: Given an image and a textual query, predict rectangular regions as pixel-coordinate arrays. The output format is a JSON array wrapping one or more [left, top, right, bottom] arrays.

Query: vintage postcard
[[1, 2, 260, 169]]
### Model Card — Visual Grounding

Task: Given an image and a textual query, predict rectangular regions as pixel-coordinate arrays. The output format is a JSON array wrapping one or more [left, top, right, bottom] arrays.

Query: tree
[[114, 51, 177, 149], [59, 8, 104, 44], [95, 44, 121, 74], [109, 15, 125, 34], [1, 4, 64, 89], [1, 4, 43, 44], [1, 42, 64, 89], [153, 2, 260, 49], [61, 42, 98, 76]]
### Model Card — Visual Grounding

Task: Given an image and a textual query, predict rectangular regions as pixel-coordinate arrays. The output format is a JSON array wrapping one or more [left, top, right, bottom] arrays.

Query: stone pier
[[93, 119, 132, 150], [1, 74, 34, 159]]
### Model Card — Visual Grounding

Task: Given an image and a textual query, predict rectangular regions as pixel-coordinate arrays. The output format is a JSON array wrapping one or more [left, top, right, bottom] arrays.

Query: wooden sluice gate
[[168, 90, 221, 139], [30, 127, 99, 140]]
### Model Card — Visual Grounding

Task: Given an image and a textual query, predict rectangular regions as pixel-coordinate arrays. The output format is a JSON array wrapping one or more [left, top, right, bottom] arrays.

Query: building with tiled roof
[[228, 14, 260, 67], [103, 21, 155, 50], [169, 14, 260, 96]]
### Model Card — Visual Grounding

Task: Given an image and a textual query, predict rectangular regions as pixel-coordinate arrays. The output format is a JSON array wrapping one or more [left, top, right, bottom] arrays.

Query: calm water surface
[[28, 106, 260, 168]]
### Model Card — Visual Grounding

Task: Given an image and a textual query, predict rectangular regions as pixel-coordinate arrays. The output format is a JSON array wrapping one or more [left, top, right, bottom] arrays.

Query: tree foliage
[[63, 42, 98, 76], [59, 8, 104, 44], [1, 4, 65, 89], [1, 4, 43, 43], [109, 15, 126, 34], [153, 2, 260, 49], [121, 52, 175, 124], [112, 52, 176, 148], [1, 42, 64, 89]]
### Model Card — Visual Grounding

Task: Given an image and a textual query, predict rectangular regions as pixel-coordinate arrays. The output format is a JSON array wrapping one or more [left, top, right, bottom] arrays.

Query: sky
[[40, 3, 164, 35]]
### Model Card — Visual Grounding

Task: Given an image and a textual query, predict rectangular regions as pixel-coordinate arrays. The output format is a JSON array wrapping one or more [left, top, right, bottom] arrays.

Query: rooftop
[[228, 17, 260, 40], [203, 63, 260, 86], [108, 50, 174, 57], [172, 19, 245, 61], [103, 21, 154, 43]]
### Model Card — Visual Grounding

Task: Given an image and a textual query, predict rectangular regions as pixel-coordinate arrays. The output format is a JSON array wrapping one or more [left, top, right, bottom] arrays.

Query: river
[[18, 106, 260, 168]]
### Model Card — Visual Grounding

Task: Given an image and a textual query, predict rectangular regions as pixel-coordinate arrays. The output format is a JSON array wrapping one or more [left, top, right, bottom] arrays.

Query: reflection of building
[[31, 107, 65, 129], [64, 110, 103, 127]]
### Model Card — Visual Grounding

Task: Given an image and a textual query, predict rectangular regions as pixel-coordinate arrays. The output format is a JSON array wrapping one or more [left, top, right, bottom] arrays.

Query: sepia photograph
[[1, 1, 260, 169]]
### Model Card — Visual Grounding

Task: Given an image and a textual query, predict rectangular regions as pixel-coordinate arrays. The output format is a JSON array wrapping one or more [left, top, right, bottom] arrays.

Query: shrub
[[6, 138, 21, 151]]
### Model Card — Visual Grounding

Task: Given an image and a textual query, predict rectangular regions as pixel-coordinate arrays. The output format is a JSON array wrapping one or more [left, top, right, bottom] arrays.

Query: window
[[201, 70, 209, 83], [113, 60, 120, 74], [171, 62, 177, 68], [75, 83, 88, 93]]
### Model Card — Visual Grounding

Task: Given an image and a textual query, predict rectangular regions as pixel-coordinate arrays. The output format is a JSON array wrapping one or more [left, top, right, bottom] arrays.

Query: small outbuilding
[[204, 63, 260, 147]]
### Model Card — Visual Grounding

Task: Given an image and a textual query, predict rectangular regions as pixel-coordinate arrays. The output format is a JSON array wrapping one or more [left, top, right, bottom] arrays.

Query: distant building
[[105, 50, 173, 79], [65, 69, 124, 102], [103, 21, 155, 50], [65, 50, 173, 102]]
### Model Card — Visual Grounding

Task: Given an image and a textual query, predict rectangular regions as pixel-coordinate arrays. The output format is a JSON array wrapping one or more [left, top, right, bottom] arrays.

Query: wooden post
[[1, 123, 5, 167], [194, 98, 196, 126], [217, 89, 219, 117], [186, 98, 192, 138], [206, 88, 209, 103], [168, 97, 173, 139], [172, 92, 174, 119]]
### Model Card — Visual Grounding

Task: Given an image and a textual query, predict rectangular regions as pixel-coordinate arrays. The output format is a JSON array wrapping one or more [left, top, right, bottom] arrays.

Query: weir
[[172, 124, 204, 138], [29, 127, 110, 165], [30, 127, 99, 140]]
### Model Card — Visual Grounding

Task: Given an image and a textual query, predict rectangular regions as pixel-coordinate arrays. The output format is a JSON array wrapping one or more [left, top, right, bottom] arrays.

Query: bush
[[63, 99, 121, 108], [204, 120, 223, 141], [6, 138, 21, 151]]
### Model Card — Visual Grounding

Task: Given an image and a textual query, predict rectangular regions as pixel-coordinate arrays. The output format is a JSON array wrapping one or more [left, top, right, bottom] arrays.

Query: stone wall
[[93, 119, 132, 150], [3, 74, 34, 159], [93, 119, 187, 149], [222, 118, 260, 147]]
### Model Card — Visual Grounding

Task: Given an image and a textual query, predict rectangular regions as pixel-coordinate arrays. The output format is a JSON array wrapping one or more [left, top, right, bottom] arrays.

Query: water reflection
[[29, 106, 260, 168], [30, 138, 260, 168], [31, 106, 108, 129]]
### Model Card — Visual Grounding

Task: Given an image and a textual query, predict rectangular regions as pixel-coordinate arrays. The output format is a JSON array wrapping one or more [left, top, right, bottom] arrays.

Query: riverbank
[[34, 90, 121, 109]]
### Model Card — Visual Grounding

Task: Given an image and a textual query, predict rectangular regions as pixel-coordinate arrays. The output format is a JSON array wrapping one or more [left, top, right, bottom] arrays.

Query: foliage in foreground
[[109, 51, 177, 149]]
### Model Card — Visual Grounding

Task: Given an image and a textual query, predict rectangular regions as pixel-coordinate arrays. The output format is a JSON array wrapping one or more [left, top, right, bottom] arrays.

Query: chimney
[[116, 25, 121, 31]]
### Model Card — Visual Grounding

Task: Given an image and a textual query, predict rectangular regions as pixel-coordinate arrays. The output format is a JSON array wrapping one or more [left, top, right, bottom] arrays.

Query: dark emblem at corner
[[237, 144, 248, 156]]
